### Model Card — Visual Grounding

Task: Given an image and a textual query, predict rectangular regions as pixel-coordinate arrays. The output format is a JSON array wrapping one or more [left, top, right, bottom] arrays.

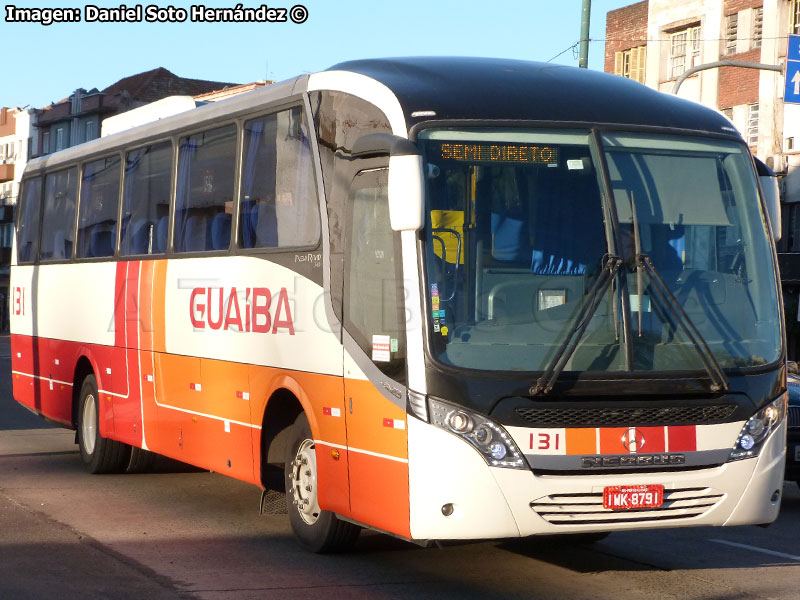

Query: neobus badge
[[189, 287, 295, 334]]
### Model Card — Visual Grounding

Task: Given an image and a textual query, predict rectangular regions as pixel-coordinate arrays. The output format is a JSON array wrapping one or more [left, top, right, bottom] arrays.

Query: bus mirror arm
[[351, 133, 419, 158], [753, 157, 781, 242], [350, 133, 424, 231]]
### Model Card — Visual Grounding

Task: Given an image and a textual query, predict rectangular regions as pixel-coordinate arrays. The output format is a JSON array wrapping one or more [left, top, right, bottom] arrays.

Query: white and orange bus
[[11, 58, 788, 552]]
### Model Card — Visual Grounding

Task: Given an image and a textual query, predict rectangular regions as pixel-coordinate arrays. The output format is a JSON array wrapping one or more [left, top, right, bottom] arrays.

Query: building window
[[615, 45, 647, 83], [748, 103, 759, 147], [753, 7, 763, 49], [792, 0, 800, 35], [42, 131, 50, 155], [725, 13, 738, 55], [669, 26, 700, 79], [85, 120, 95, 142], [55, 127, 65, 151]]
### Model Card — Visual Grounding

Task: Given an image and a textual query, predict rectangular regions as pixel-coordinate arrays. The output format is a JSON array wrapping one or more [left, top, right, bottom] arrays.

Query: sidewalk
[[0, 428, 75, 456]]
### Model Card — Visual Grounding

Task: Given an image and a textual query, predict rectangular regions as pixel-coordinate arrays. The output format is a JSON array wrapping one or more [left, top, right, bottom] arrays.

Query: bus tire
[[77, 375, 130, 474], [284, 413, 360, 553], [126, 446, 156, 474]]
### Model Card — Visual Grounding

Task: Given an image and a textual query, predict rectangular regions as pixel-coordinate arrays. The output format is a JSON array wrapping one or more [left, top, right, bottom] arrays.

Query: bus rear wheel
[[284, 413, 360, 552], [77, 375, 130, 474]]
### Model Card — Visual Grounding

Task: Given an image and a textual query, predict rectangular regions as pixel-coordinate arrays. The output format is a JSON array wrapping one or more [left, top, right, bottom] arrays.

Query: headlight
[[728, 394, 787, 461], [428, 396, 527, 469]]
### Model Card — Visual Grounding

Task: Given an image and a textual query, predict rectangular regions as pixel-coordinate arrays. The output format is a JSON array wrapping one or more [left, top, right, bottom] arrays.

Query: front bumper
[[407, 418, 786, 540]]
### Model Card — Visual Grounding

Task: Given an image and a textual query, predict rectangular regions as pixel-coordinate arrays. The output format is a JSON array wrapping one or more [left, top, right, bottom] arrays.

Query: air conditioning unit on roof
[[766, 154, 786, 173]]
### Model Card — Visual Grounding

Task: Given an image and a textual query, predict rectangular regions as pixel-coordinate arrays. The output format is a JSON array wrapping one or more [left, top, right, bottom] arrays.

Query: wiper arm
[[627, 192, 728, 393], [530, 255, 622, 395], [635, 254, 729, 392]]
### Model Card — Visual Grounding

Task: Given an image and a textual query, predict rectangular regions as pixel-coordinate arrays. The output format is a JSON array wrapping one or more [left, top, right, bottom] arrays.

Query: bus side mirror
[[388, 154, 424, 231], [352, 134, 424, 232], [754, 157, 781, 242]]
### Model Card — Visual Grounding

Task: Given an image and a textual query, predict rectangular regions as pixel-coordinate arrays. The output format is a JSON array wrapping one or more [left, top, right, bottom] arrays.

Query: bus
[[11, 57, 788, 552]]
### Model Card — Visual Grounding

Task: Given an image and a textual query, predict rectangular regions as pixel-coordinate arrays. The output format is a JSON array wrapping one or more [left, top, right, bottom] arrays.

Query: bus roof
[[329, 57, 740, 139], [25, 57, 742, 177]]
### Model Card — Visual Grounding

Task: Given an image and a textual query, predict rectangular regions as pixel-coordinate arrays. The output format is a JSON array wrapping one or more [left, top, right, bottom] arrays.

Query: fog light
[[489, 442, 507, 460], [746, 419, 766, 437], [441, 503, 454, 516], [771, 490, 780, 503], [474, 425, 492, 446], [448, 411, 472, 433]]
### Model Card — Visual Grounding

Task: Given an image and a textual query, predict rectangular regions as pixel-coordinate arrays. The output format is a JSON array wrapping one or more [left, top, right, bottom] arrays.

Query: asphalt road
[[1, 336, 799, 599]]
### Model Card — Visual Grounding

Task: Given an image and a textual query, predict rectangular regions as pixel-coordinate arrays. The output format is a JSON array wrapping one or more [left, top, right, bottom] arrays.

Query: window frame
[[74, 153, 123, 261], [725, 13, 738, 56], [38, 165, 79, 263], [669, 25, 701, 80], [15, 175, 44, 265], [752, 6, 763, 49], [342, 164, 408, 383], [747, 103, 760, 147], [118, 137, 176, 259], [233, 100, 323, 256], [172, 122, 240, 255]]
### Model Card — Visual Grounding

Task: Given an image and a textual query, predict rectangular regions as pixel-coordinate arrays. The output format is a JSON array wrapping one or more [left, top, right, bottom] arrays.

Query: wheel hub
[[82, 393, 97, 455], [290, 439, 320, 525]]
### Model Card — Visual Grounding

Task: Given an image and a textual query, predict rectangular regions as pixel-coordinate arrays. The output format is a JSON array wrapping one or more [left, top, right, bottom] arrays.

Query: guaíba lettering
[[190, 286, 295, 335]]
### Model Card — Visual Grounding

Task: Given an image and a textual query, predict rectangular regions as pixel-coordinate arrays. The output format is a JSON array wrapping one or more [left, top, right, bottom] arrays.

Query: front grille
[[531, 487, 724, 525], [789, 406, 800, 429], [515, 405, 737, 428]]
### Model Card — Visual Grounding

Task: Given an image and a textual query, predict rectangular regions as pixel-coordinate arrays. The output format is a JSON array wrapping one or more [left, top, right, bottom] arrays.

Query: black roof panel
[[328, 57, 739, 138]]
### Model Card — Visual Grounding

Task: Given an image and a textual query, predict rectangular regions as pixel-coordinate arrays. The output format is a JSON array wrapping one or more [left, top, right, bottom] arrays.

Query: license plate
[[603, 484, 665, 510]]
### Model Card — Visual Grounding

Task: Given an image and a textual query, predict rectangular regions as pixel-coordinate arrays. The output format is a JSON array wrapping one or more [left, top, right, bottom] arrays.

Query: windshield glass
[[418, 128, 781, 374]]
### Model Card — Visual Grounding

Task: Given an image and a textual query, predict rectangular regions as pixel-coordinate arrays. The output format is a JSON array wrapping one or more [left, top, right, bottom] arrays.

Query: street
[[0, 337, 798, 599]]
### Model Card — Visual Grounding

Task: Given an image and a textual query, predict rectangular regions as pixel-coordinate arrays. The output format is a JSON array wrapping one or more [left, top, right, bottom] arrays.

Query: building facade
[[33, 67, 238, 159], [606, 0, 800, 357], [0, 106, 34, 330]]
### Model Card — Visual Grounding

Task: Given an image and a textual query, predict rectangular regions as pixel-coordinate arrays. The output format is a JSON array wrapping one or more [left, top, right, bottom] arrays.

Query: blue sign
[[786, 35, 800, 104]]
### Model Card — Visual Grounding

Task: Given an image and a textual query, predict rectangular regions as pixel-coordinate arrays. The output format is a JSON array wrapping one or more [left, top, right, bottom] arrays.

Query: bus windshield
[[418, 128, 782, 374]]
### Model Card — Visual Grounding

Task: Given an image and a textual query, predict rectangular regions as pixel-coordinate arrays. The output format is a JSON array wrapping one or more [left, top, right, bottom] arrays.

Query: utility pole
[[579, 0, 591, 68]]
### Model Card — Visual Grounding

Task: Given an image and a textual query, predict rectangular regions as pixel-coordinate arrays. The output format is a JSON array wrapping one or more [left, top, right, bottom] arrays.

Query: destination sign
[[438, 143, 558, 164]]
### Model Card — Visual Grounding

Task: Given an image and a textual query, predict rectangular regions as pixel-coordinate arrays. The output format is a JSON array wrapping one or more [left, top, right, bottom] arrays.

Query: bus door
[[341, 166, 411, 537]]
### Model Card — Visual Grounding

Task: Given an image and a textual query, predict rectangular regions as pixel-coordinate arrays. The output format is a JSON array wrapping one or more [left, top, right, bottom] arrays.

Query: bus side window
[[120, 141, 172, 256], [174, 124, 237, 253], [40, 168, 78, 261], [17, 177, 43, 263], [238, 107, 319, 249], [344, 168, 406, 382], [77, 156, 121, 259]]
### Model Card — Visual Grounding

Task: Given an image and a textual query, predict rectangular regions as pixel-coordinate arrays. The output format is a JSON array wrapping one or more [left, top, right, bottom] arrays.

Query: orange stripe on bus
[[565, 428, 597, 455], [348, 451, 410, 539], [152, 260, 167, 353]]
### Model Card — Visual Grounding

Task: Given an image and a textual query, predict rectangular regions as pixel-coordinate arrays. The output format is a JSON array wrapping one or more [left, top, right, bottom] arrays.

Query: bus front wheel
[[77, 375, 130, 474], [284, 413, 360, 552]]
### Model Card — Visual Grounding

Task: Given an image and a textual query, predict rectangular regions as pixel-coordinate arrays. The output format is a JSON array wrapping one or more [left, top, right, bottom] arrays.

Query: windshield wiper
[[634, 254, 729, 392], [628, 192, 728, 393], [530, 255, 622, 395]]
